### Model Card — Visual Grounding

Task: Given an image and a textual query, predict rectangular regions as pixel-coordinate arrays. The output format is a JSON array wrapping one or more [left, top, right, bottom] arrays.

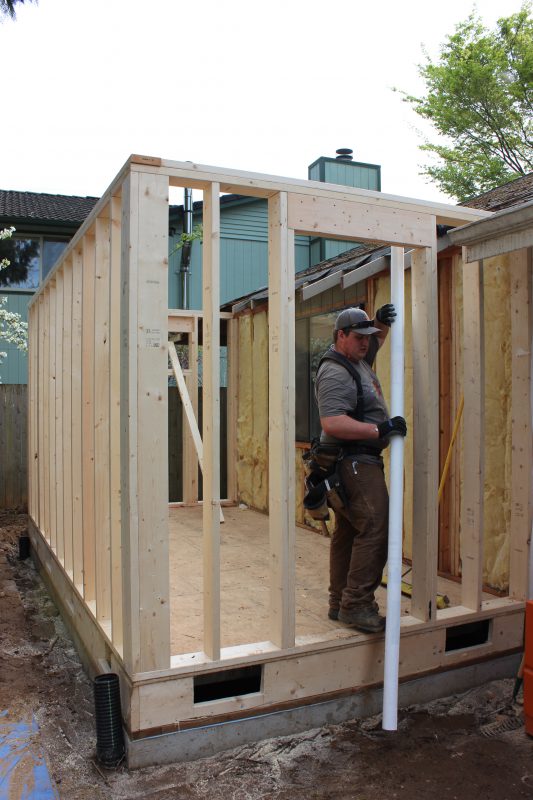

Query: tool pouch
[[303, 473, 330, 521], [302, 440, 346, 520], [302, 439, 343, 479]]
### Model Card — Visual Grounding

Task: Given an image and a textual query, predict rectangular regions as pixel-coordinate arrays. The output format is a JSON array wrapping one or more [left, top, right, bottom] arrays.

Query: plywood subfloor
[[169, 505, 484, 656]]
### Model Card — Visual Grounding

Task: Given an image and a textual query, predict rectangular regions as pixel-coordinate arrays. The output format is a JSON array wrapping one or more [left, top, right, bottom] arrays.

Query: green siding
[[221, 201, 268, 241], [307, 156, 381, 192], [0, 293, 30, 384], [324, 240, 363, 260], [323, 161, 380, 191], [169, 199, 311, 310], [308, 162, 321, 182]]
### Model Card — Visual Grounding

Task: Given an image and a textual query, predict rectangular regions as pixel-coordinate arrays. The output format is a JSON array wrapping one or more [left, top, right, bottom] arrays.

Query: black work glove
[[377, 416, 407, 438], [376, 303, 396, 326]]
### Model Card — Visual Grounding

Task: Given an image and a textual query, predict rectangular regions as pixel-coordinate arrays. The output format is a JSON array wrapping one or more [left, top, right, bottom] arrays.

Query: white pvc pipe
[[382, 246, 406, 731]]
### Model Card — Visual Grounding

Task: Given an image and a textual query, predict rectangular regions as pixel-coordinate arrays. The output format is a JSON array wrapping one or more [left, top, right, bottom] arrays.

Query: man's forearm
[[374, 320, 389, 349], [320, 414, 380, 440]]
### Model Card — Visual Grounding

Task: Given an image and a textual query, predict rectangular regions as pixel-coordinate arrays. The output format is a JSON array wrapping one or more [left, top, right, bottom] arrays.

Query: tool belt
[[302, 440, 346, 520], [342, 444, 383, 460]]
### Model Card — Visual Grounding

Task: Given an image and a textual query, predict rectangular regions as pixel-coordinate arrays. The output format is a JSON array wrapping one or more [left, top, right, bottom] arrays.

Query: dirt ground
[[1, 509, 533, 800]]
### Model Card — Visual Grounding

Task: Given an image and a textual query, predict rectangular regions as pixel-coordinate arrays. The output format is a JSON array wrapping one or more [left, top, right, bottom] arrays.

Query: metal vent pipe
[[180, 187, 193, 309]]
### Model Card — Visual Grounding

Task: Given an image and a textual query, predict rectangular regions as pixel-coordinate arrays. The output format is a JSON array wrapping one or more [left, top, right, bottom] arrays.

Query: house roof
[[462, 173, 533, 212], [225, 242, 386, 313], [0, 190, 99, 226]]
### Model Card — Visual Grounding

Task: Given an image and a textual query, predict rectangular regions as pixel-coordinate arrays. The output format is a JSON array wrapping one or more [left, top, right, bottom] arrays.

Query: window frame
[[0, 234, 70, 292]]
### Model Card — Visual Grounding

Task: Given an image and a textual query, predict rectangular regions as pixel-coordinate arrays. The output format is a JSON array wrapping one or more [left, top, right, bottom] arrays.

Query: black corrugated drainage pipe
[[18, 534, 30, 560], [93, 673, 125, 767]]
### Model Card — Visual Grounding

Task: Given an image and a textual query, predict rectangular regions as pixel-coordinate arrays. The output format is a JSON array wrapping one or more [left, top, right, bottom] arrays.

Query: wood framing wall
[[28, 167, 171, 673], [26, 155, 528, 758]]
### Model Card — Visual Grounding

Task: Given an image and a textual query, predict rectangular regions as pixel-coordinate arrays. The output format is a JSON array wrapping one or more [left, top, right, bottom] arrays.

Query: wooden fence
[[0, 384, 27, 509]]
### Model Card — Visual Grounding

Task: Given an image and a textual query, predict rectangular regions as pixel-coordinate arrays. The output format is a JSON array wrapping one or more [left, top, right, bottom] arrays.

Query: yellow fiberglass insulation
[[374, 255, 512, 590], [478, 254, 512, 590], [236, 310, 269, 512], [453, 253, 512, 590]]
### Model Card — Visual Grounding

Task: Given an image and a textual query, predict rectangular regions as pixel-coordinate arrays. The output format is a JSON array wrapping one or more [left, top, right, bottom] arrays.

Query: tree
[[0, 0, 35, 19], [0, 228, 28, 379], [400, 5, 533, 201]]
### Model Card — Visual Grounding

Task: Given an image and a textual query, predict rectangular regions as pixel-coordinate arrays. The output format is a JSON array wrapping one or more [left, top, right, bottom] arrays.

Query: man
[[314, 305, 406, 633]]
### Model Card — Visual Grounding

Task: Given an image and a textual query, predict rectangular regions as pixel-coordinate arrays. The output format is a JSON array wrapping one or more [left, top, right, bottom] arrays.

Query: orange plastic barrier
[[524, 600, 533, 735]]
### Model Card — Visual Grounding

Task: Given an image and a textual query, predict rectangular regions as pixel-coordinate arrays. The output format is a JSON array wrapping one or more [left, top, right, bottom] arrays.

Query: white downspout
[[382, 246, 405, 730]]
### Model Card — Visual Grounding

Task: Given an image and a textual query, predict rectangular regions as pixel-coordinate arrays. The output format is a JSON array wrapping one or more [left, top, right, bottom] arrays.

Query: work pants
[[329, 459, 389, 612]]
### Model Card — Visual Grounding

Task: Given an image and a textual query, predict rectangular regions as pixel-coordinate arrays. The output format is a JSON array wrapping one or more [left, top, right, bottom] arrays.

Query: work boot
[[328, 600, 379, 622], [337, 605, 385, 633]]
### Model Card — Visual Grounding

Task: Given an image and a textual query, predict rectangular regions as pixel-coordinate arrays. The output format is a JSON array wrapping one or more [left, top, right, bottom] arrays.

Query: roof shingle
[[0, 190, 98, 225], [462, 173, 533, 211]]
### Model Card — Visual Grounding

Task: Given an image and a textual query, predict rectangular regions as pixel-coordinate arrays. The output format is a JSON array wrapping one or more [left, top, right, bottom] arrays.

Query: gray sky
[[1, 0, 525, 204]]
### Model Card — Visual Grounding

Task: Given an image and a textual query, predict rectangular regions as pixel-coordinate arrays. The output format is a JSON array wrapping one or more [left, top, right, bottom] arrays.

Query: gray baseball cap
[[335, 307, 380, 334]]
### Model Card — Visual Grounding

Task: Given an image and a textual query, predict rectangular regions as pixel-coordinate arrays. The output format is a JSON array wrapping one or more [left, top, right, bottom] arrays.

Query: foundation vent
[[193, 665, 263, 703], [445, 619, 491, 652]]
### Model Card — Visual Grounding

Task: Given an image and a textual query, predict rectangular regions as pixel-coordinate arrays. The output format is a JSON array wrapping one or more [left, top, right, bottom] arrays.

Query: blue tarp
[[0, 711, 58, 799]]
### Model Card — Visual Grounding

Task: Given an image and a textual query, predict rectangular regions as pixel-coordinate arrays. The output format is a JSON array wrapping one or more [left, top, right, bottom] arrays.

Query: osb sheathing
[[235, 256, 512, 591]]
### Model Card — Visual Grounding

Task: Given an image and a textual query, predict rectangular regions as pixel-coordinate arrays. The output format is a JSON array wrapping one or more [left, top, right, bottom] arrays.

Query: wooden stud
[[461, 256, 484, 611], [226, 317, 239, 503], [28, 302, 37, 522], [137, 172, 171, 670], [509, 248, 532, 600], [268, 192, 296, 649], [437, 256, 453, 574], [94, 215, 112, 624], [120, 171, 171, 674], [120, 172, 141, 675], [42, 288, 50, 541], [62, 258, 74, 578], [110, 194, 123, 651], [410, 241, 439, 622], [37, 294, 45, 532], [48, 281, 57, 552], [202, 182, 221, 661], [54, 270, 64, 563], [82, 232, 96, 606], [71, 246, 84, 591], [182, 318, 199, 504], [451, 253, 462, 577]]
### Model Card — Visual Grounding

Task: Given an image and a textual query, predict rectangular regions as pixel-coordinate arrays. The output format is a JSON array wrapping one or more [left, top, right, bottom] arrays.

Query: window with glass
[[42, 240, 68, 280], [0, 236, 68, 290], [295, 311, 337, 442]]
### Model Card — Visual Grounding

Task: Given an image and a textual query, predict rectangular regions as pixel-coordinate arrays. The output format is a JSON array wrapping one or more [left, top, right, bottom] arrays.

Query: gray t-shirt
[[314, 340, 390, 458]]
